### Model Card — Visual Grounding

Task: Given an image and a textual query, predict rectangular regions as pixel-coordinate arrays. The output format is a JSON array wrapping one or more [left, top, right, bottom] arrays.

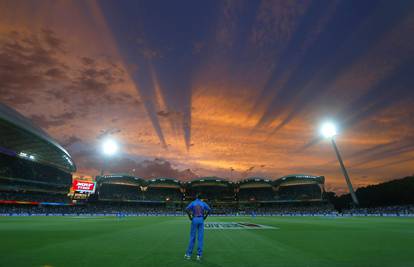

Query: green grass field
[[0, 216, 413, 267]]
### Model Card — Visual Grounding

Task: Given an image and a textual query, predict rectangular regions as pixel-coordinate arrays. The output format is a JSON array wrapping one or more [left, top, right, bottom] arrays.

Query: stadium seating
[[238, 188, 275, 201], [277, 184, 322, 201], [0, 191, 70, 203], [0, 153, 72, 186], [144, 188, 182, 201], [0, 154, 72, 204]]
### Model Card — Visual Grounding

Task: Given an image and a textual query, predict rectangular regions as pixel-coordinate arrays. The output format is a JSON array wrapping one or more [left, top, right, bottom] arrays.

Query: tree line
[[324, 176, 414, 210]]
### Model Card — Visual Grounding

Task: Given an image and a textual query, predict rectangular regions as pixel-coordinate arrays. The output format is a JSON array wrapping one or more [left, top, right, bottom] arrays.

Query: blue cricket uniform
[[185, 198, 211, 256]]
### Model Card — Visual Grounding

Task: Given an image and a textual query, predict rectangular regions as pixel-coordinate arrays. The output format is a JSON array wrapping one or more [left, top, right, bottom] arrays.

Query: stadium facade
[[93, 174, 326, 211]]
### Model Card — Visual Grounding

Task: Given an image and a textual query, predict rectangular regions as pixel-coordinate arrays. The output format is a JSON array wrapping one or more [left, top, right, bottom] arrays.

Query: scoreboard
[[72, 180, 96, 193]]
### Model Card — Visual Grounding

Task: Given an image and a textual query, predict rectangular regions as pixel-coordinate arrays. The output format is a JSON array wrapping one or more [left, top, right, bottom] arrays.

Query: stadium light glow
[[320, 122, 337, 138], [102, 138, 118, 156]]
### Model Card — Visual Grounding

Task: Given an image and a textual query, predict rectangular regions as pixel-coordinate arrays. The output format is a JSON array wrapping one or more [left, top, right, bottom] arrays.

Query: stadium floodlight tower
[[100, 138, 119, 176], [320, 122, 359, 206]]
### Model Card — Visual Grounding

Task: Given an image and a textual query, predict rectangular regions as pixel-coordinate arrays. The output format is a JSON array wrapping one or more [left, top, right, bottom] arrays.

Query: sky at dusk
[[0, 0, 413, 193]]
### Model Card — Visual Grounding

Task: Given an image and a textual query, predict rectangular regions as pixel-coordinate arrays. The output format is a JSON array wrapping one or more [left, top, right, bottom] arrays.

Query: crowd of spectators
[[238, 203, 337, 215], [238, 188, 274, 201], [0, 200, 337, 216], [185, 188, 235, 202], [342, 205, 414, 216], [278, 184, 322, 201], [98, 183, 183, 202], [1, 201, 414, 216], [145, 188, 182, 201], [99, 192, 144, 202], [0, 203, 182, 215], [237, 185, 323, 202], [0, 191, 70, 203], [98, 184, 143, 201], [98, 189, 182, 202], [1, 184, 414, 216]]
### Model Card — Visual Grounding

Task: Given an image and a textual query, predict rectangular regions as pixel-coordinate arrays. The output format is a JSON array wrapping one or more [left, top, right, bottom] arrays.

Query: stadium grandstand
[[185, 177, 235, 201], [185, 177, 237, 214], [275, 174, 325, 202], [93, 174, 184, 211], [94, 175, 324, 204], [0, 103, 76, 210], [87, 175, 329, 214], [146, 178, 182, 210], [238, 177, 274, 202], [96, 174, 145, 202]]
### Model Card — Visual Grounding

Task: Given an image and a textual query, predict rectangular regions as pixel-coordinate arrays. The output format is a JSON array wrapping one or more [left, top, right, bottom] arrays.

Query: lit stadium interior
[[1, 1, 414, 266]]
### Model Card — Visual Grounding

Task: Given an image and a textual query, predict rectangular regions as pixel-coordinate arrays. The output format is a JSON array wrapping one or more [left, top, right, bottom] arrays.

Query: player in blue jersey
[[184, 193, 211, 261]]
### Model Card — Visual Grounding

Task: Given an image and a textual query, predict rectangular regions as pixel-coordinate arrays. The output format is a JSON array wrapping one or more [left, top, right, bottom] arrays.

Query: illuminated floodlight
[[320, 122, 337, 138], [319, 120, 359, 205], [102, 139, 118, 156]]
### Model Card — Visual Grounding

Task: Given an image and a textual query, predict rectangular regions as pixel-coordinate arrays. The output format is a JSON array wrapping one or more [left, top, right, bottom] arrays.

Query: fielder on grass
[[184, 193, 211, 261]]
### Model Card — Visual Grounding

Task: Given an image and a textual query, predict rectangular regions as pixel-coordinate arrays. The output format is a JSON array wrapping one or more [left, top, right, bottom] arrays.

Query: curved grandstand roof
[[94, 174, 325, 188], [275, 174, 325, 186], [187, 177, 232, 187], [97, 174, 145, 186], [0, 103, 76, 173], [148, 178, 181, 188], [239, 177, 273, 188]]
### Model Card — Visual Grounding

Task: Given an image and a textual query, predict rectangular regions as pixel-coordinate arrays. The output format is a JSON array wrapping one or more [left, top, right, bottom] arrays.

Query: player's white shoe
[[196, 255, 201, 261], [184, 254, 191, 260]]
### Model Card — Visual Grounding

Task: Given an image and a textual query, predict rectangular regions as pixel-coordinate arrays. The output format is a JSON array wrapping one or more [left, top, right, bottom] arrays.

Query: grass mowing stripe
[[0, 216, 413, 267]]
